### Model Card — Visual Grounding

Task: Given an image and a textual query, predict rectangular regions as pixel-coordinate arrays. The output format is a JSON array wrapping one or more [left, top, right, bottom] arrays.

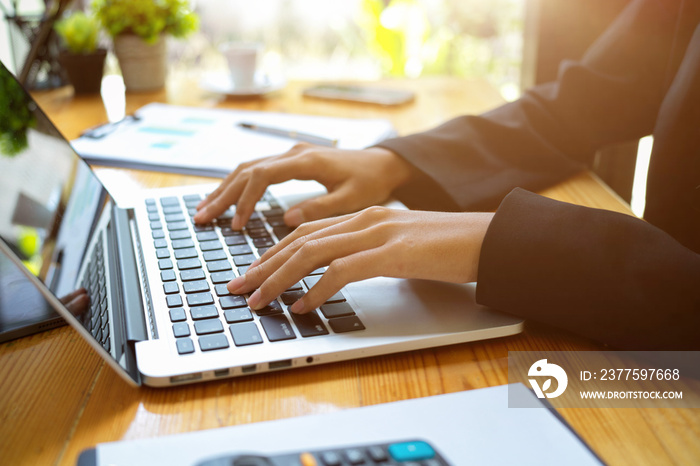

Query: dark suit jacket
[[378, 0, 700, 350]]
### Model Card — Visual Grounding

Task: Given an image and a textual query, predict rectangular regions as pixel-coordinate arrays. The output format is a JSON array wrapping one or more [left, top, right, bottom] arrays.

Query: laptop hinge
[[112, 206, 148, 343]]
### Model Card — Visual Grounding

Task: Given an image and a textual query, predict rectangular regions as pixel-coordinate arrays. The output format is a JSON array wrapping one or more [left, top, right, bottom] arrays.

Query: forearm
[[476, 188, 700, 350]]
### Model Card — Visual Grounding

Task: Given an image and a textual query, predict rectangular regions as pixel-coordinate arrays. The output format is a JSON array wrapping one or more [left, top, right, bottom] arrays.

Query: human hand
[[193, 144, 415, 229], [227, 207, 493, 314], [59, 288, 90, 316]]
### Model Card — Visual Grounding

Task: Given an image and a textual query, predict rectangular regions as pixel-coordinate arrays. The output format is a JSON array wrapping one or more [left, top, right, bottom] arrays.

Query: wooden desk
[[1, 76, 698, 466]]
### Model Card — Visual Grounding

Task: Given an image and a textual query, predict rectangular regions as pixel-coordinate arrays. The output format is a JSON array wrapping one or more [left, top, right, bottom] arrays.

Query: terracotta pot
[[58, 49, 107, 94], [113, 34, 166, 92]]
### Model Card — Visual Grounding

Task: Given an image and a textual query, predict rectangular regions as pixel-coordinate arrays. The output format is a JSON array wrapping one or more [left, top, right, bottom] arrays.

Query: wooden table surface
[[1, 74, 698, 466]]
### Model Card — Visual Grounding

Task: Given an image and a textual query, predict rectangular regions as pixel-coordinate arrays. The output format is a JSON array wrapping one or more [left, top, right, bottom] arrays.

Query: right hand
[[193, 144, 415, 229]]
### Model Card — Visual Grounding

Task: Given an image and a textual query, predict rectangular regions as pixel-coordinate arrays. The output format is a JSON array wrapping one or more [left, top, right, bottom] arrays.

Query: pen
[[238, 122, 338, 147]]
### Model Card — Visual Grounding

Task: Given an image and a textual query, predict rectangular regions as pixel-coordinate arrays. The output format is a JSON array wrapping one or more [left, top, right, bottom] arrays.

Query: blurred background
[[2, 0, 525, 101]]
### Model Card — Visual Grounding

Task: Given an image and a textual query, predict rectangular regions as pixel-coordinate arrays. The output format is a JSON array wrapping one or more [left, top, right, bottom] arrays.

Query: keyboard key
[[171, 238, 195, 249], [146, 204, 158, 213], [163, 282, 179, 294], [167, 221, 189, 231], [162, 205, 182, 215], [207, 260, 232, 272], [189, 305, 219, 320], [224, 234, 247, 246], [166, 294, 183, 308], [150, 221, 163, 230], [215, 284, 231, 296], [193, 224, 214, 232], [194, 319, 224, 335], [177, 258, 202, 270], [220, 295, 247, 309], [229, 322, 263, 346], [228, 244, 253, 256], [281, 290, 304, 305], [303, 275, 322, 289], [232, 254, 255, 266], [325, 291, 345, 304], [196, 231, 218, 242], [161, 270, 176, 282], [156, 248, 170, 259], [309, 267, 326, 275], [169, 307, 187, 322], [154, 238, 168, 248], [203, 249, 226, 262], [158, 259, 173, 270], [183, 193, 202, 202], [152, 229, 165, 239], [164, 213, 186, 223], [253, 237, 275, 249], [255, 300, 283, 316], [260, 315, 296, 342], [173, 322, 190, 338], [199, 239, 223, 251], [210, 271, 235, 284], [291, 310, 329, 338], [320, 302, 355, 319], [328, 316, 365, 333], [176, 338, 195, 355], [187, 292, 214, 306], [287, 282, 303, 292], [183, 280, 209, 294], [180, 269, 206, 281], [199, 334, 229, 351], [169, 230, 191, 240], [224, 307, 253, 323], [160, 196, 179, 206], [174, 248, 198, 260]]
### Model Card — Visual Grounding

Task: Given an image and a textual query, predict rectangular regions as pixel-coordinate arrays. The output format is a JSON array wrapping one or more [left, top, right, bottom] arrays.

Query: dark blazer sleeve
[[476, 188, 700, 350], [377, 0, 682, 213]]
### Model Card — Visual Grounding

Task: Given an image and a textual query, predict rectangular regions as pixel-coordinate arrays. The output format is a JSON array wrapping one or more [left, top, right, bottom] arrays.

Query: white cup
[[220, 43, 261, 89]]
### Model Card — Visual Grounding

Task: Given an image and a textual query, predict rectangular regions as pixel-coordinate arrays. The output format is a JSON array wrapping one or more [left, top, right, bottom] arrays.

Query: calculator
[[196, 439, 450, 466]]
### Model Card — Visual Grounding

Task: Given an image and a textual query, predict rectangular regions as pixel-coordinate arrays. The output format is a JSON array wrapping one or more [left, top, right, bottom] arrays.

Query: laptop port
[[214, 368, 229, 378], [268, 359, 292, 370], [170, 373, 202, 384], [241, 364, 257, 373]]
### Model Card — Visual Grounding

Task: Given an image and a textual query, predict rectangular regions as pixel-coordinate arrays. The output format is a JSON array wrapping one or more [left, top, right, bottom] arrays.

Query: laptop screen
[[0, 62, 111, 323]]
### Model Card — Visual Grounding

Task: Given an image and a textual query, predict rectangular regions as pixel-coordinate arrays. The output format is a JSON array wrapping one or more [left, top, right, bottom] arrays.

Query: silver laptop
[[0, 62, 522, 387]]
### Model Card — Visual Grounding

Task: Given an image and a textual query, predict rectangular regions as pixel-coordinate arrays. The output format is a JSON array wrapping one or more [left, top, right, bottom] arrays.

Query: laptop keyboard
[[145, 192, 365, 356], [79, 232, 111, 353]]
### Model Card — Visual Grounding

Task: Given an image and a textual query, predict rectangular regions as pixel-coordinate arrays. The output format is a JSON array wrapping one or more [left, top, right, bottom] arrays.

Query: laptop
[[0, 61, 523, 387]]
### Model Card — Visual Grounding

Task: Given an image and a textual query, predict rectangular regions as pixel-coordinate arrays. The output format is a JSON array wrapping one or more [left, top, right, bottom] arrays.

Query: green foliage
[[0, 71, 36, 157], [93, 0, 199, 44], [55, 11, 101, 54]]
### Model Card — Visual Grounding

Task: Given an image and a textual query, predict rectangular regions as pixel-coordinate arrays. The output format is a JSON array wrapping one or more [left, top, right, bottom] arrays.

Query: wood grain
[[0, 74, 696, 466]]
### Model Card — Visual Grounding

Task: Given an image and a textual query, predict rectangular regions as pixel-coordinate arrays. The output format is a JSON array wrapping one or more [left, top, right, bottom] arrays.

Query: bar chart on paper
[[71, 103, 396, 178]]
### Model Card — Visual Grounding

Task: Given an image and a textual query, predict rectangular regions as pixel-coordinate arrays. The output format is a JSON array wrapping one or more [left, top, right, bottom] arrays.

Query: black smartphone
[[303, 84, 415, 106]]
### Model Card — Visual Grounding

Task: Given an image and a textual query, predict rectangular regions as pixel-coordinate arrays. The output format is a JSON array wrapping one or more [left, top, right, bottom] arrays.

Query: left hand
[[227, 207, 494, 314]]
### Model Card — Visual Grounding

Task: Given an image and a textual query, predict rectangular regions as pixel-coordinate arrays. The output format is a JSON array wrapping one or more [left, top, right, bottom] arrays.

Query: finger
[[228, 154, 323, 229], [291, 247, 388, 313], [283, 182, 360, 227], [194, 176, 247, 224], [246, 225, 388, 310]]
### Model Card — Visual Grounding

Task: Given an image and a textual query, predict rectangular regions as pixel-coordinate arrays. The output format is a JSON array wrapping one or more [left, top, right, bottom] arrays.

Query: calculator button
[[388, 441, 435, 462]]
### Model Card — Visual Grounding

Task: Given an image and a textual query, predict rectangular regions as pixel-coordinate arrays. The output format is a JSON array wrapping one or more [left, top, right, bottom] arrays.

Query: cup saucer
[[200, 72, 286, 96]]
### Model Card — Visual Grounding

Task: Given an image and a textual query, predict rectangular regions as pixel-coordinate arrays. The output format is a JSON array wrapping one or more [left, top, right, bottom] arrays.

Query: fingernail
[[227, 275, 246, 293], [284, 208, 305, 227], [290, 299, 305, 314], [247, 289, 261, 309]]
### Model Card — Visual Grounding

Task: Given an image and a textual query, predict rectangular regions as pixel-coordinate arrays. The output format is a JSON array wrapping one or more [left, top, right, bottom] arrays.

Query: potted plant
[[93, 0, 199, 92], [54, 11, 107, 94]]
